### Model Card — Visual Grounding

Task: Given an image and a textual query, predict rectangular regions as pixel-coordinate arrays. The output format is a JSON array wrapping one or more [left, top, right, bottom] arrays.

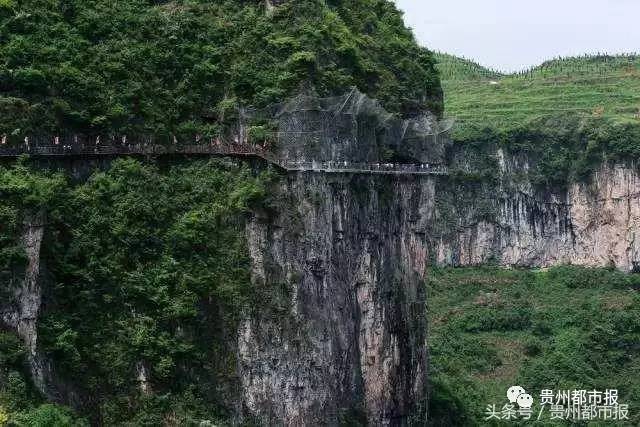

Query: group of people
[[283, 159, 436, 172], [0, 133, 280, 159]]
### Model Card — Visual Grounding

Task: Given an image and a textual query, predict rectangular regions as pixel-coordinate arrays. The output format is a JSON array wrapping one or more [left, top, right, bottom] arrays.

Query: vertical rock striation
[[239, 153, 640, 425], [0, 211, 82, 409], [240, 173, 435, 425], [3, 125, 640, 425], [237, 92, 640, 424], [435, 150, 640, 271], [0, 211, 49, 395]]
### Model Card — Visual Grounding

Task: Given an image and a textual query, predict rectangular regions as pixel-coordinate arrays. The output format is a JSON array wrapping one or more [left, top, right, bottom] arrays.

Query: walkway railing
[[284, 161, 448, 175], [0, 136, 448, 176]]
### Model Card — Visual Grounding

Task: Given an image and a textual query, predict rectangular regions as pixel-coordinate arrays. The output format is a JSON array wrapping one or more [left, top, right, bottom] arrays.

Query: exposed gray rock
[[246, 89, 447, 166], [236, 96, 640, 424], [4, 129, 640, 425], [239, 150, 640, 425], [434, 149, 640, 271], [240, 173, 433, 425], [0, 211, 49, 396], [0, 211, 83, 409]]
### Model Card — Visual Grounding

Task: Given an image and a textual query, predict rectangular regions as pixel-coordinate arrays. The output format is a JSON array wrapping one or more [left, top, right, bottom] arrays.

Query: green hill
[[434, 52, 502, 81], [428, 266, 640, 426], [0, 0, 442, 137], [438, 54, 640, 140]]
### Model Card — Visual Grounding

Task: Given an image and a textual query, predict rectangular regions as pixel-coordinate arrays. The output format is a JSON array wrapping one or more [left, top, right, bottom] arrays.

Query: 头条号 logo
[[485, 386, 629, 422]]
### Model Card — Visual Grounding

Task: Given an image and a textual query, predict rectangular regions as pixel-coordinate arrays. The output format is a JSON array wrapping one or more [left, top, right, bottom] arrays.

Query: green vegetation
[[436, 53, 640, 140], [436, 53, 640, 187], [0, 161, 87, 425], [428, 266, 640, 426], [434, 52, 503, 81], [0, 159, 275, 424], [0, 0, 441, 139]]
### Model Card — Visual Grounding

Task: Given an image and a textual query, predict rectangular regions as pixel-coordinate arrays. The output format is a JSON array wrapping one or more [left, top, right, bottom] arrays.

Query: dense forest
[[0, 158, 278, 425], [0, 0, 441, 139]]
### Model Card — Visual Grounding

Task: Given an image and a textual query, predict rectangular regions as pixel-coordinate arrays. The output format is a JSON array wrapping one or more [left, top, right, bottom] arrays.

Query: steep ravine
[[3, 153, 640, 425], [237, 154, 640, 424]]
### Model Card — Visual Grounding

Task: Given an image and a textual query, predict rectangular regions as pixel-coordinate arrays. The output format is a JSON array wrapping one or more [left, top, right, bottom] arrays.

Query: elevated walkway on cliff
[[0, 138, 448, 176]]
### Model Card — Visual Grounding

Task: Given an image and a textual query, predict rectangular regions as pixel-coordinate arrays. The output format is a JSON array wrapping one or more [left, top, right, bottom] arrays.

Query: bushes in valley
[[546, 265, 640, 289], [453, 305, 532, 333], [427, 266, 640, 426], [9, 404, 86, 427]]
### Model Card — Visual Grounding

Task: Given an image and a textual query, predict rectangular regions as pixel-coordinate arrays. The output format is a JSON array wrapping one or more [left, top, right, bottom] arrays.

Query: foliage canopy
[[0, 0, 442, 138]]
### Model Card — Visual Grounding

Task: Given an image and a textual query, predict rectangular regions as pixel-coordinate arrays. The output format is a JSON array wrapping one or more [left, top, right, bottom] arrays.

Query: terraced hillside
[[435, 53, 640, 140]]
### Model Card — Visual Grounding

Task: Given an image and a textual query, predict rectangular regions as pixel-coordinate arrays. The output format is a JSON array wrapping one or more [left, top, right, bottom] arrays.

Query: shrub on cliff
[[10, 404, 86, 427], [35, 159, 273, 423]]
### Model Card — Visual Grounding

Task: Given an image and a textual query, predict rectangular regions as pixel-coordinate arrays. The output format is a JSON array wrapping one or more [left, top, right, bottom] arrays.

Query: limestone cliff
[[3, 125, 640, 426], [435, 149, 640, 272], [236, 158, 640, 425], [240, 173, 433, 425], [0, 211, 48, 395], [0, 211, 82, 409], [235, 92, 640, 424]]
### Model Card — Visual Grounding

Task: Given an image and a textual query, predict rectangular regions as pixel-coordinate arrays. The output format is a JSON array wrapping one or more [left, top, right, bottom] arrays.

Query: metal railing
[[0, 135, 448, 176], [281, 161, 448, 175]]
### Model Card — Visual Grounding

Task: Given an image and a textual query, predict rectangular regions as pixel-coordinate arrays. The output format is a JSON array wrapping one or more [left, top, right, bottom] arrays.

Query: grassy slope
[[435, 53, 640, 139], [427, 266, 640, 426], [430, 54, 640, 426]]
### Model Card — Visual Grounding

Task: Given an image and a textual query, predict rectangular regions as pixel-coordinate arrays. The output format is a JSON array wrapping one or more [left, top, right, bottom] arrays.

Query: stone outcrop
[[238, 148, 640, 425], [435, 149, 640, 272], [3, 102, 640, 425], [246, 89, 447, 166], [0, 211, 49, 395], [236, 93, 640, 424], [0, 211, 83, 410], [240, 173, 434, 425]]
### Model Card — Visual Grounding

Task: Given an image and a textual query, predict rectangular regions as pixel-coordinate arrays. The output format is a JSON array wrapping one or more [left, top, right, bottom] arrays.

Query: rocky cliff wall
[[3, 150, 640, 425], [238, 153, 640, 424], [240, 172, 435, 425], [435, 149, 640, 271], [0, 211, 83, 410], [0, 211, 47, 394]]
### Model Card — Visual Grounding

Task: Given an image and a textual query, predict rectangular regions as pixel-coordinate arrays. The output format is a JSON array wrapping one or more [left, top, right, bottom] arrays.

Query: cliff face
[[435, 149, 640, 272], [240, 173, 434, 425], [569, 164, 640, 270], [237, 149, 640, 424], [0, 211, 82, 409], [249, 90, 446, 166], [1, 211, 47, 393], [235, 93, 640, 423]]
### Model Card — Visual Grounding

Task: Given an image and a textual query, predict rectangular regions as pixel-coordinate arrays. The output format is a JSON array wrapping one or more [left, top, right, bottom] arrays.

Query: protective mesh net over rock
[[241, 88, 452, 165], [0, 89, 450, 174]]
